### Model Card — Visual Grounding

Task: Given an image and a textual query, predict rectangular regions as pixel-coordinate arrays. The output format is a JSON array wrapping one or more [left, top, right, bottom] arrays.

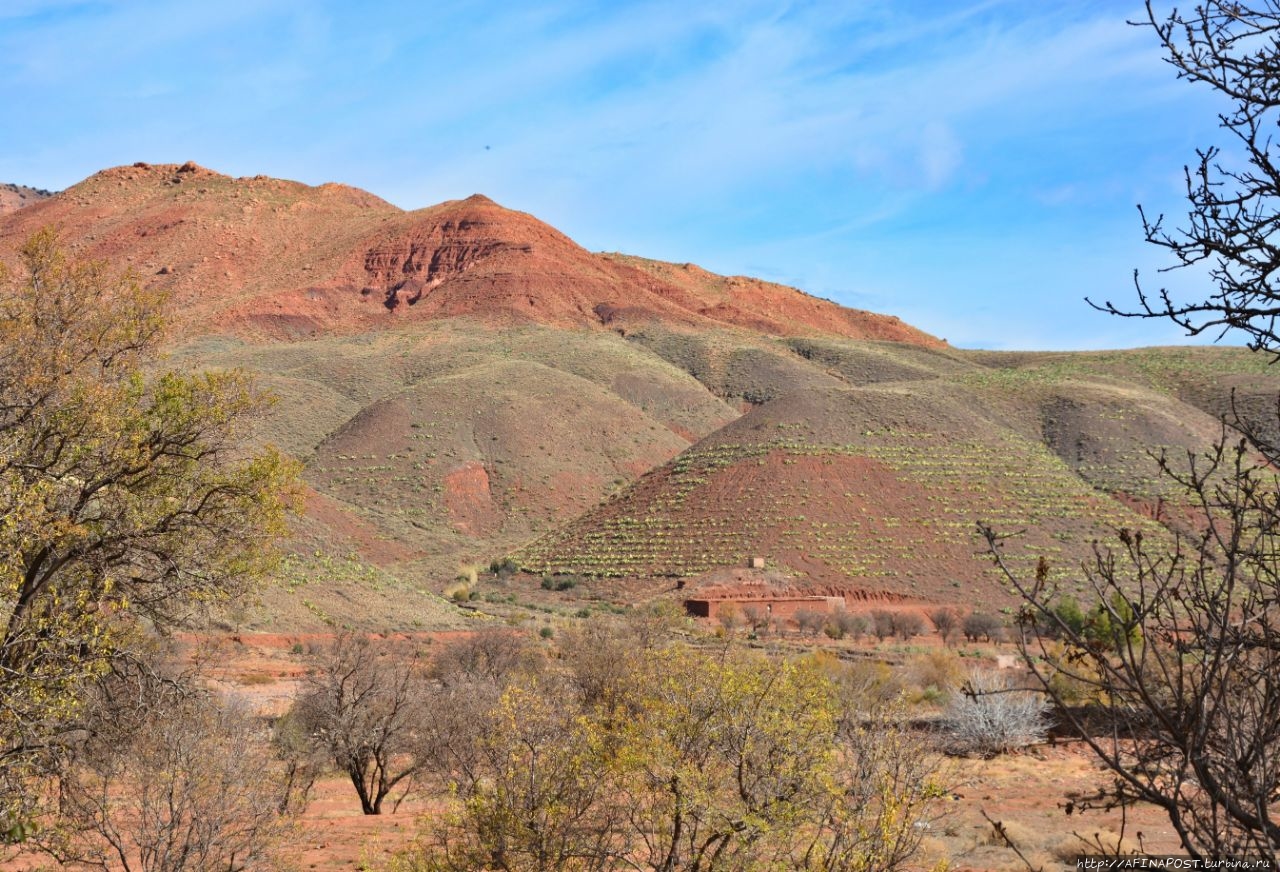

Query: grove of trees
[[377, 621, 946, 872]]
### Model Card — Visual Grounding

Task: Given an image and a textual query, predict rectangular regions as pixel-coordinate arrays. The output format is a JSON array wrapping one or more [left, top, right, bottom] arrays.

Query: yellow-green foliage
[[0, 230, 298, 838], [399, 641, 944, 872]]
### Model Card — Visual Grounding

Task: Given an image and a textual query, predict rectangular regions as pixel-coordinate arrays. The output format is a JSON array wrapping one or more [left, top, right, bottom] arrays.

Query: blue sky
[[0, 1, 1233, 350]]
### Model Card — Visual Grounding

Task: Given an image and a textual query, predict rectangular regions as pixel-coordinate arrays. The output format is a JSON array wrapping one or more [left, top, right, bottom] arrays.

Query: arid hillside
[[0, 162, 938, 344], [2, 163, 1273, 626], [0, 182, 54, 215], [517, 338, 1268, 609]]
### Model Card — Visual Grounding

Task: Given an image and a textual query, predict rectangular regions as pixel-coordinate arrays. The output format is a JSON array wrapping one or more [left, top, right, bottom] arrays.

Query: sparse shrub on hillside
[[489, 557, 519, 578], [540, 573, 579, 591], [796, 608, 826, 637], [892, 611, 926, 641], [930, 607, 959, 643], [963, 612, 1002, 643], [943, 669, 1050, 757], [871, 609, 896, 642], [827, 608, 866, 641], [444, 579, 474, 602]]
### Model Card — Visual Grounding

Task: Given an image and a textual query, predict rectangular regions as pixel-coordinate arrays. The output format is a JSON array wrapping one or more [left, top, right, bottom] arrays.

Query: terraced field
[[513, 340, 1278, 610], [168, 319, 1280, 620], [10, 165, 1279, 626]]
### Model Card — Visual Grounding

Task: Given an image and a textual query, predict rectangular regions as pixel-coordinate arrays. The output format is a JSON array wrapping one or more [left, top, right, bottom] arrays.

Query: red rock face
[[443, 461, 501, 537], [0, 164, 944, 348], [362, 209, 515, 310]]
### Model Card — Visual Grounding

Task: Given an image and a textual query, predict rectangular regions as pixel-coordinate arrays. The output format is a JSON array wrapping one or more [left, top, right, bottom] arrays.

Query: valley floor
[[208, 633, 1184, 872]]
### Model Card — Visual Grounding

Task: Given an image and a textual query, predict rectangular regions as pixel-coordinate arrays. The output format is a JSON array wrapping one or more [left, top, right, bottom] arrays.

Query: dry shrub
[[871, 609, 896, 641], [827, 608, 865, 641], [892, 611, 926, 640], [978, 817, 1041, 850], [53, 678, 297, 871], [943, 669, 1051, 756], [742, 604, 770, 634], [716, 603, 745, 634], [908, 649, 966, 701], [795, 608, 826, 636], [831, 658, 904, 712], [963, 612, 1002, 643], [1050, 829, 1143, 862], [556, 612, 672, 709], [930, 607, 959, 642], [432, 629, 541, 685]]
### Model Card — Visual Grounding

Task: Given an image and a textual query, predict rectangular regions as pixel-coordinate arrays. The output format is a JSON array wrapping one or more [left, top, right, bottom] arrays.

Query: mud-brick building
[[683, 594, 846, 622]]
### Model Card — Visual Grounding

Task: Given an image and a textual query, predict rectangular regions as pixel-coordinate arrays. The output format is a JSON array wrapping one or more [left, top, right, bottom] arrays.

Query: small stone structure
[[681, 559, 846, 626], [683, 594, 846, 622]]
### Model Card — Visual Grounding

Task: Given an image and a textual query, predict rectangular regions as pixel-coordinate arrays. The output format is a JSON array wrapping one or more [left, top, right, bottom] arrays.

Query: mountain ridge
[[0, 162, 942, 347], [3, 161, 1273, 628], [0, 182, 55, 215]]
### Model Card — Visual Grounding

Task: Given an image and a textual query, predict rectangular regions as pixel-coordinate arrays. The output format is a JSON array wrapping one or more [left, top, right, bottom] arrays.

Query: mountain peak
[[0, 163, 943, 347]]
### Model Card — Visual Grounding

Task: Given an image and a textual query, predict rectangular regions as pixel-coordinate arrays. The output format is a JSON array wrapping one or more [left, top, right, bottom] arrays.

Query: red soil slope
[[0, 163, 942, 346], [0, 182, 53, 215]]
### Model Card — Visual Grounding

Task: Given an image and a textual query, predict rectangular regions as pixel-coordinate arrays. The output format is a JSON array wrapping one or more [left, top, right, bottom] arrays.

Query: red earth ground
[[211, 633, 1186, 872]]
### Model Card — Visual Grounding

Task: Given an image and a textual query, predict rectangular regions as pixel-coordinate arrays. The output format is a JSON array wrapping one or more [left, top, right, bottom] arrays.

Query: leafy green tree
[[1049, 595, 1086, 638], [0, 230, 297, 839]]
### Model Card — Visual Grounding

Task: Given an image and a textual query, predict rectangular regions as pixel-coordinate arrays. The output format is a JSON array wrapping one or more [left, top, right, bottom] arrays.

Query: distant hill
[[0, 162, 938, 345], [0, 182, 55, 215], [2, 162, 1271, 626], [515, 339, 1265, 609]]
